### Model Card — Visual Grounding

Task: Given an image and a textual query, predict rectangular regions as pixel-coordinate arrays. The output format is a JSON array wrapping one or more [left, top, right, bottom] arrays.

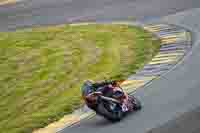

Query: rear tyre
[[134, 98, 142, 110]]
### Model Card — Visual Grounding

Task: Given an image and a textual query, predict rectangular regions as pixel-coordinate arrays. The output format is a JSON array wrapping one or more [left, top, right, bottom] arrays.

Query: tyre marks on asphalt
[[34, 23, 192, 133]]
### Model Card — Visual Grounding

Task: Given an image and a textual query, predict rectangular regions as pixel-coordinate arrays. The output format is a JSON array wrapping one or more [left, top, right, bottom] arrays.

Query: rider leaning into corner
[[83, 79, 129, 112]]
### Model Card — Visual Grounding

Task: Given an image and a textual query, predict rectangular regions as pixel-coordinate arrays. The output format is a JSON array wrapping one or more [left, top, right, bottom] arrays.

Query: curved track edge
[[33, 22, 192, 133]]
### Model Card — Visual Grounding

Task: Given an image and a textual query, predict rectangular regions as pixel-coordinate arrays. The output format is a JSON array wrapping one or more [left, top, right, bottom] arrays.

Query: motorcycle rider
[[84, 79, 129, 112]]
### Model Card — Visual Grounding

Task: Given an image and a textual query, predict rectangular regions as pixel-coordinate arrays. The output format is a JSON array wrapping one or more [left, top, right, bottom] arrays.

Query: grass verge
[[0, 24, 160, 133]]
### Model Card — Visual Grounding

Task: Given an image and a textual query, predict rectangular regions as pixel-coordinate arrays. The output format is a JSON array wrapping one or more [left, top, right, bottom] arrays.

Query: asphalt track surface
[[1, 0, 200, 31], [1, 0, 200, 133]]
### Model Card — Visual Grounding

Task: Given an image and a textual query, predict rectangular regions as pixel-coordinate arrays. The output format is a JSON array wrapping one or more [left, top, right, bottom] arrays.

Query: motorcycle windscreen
[[113, 90, 124, 98]]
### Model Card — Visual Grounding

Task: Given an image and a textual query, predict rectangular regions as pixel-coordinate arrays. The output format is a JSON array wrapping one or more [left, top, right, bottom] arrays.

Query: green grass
[[0, 24, 160, 133]]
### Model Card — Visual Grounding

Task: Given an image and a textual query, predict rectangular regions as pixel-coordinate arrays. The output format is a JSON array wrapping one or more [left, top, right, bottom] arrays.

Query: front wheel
[[106, 107, 123, 122], [99, 101, 124, 122], [129, 95, 142, 110]]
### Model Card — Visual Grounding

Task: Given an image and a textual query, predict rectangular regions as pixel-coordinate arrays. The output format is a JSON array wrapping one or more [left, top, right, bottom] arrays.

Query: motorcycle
[[81, 81, 142, 121]]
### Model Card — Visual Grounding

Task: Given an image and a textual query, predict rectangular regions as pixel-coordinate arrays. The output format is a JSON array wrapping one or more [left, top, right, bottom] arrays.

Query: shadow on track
[[85, 110, 141, 128]]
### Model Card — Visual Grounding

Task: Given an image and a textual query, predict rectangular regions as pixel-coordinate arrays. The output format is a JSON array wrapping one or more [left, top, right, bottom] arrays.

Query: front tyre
[[129, 95, 142, 110], [105, 109, 123, 122], [106, 103, 124, 122], [134, 98, 142, 110], [100, 101, 124, 122]]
